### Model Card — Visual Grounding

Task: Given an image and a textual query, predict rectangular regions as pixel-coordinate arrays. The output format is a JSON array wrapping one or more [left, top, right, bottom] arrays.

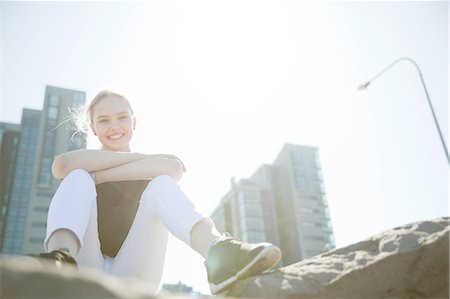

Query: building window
[[47, 106, 58, 119], [32, 222, 47, 228], [291, 152, 303, 164], [29, 237, 44, 244], [243, 190, 260, 203], [247, 231, 266, 243], [294, 163, 304, 176], [49, 95, 59, 106], [295, 177, 306, 189], [38, 156, 53, 187], [245, 203, 263, 217], [303, 235, 325, 242], [34, 206, 48, 212], [304, 249, 321, 258], [300, 221, 323, 228], [315, 182, 326, 194], [300, 207, 322, 214], [314, 152, 322, 169], [316, 169, 323, 181], [245, 217, 264, 230]]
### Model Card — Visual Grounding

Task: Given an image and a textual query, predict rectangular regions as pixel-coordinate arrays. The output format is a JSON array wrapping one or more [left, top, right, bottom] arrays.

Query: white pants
[[44, 169, 206, 293]]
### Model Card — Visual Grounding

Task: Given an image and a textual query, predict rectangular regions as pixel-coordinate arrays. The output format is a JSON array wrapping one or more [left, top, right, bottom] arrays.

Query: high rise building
[[211, 143, 335, 266], [0, 122, 22, 249], [1, 109, 42, 254], [1, 86, 86, 255]]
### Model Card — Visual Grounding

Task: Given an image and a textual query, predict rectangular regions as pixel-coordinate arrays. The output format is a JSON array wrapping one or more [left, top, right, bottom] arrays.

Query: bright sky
[[1, 0, 448, 294]]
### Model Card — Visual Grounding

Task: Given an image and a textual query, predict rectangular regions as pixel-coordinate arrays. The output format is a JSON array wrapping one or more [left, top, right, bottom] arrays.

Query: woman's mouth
[[107, 133, 124, 140]]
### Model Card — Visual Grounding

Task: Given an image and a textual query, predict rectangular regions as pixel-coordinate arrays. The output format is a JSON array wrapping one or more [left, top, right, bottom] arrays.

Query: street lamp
[[358, 57, 449, 165]]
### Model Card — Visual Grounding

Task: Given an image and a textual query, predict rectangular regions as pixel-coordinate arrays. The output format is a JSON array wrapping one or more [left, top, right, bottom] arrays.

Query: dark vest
[[96, 180, 150, 257]]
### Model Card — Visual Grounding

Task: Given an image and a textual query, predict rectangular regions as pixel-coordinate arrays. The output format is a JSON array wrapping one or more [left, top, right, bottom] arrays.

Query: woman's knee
[[142, 175, 178, 199], [150, 175, 179, 190], [64, 169, 95, 187], [152, 174, 176, 183]]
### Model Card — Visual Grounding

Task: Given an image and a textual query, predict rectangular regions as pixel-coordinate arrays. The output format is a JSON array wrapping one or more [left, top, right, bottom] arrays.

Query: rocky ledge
[[229, 217, 449, 298], [1, 217, 449, 298]]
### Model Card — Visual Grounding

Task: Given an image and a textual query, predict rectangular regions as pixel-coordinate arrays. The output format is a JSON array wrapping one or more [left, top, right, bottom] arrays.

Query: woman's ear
[[132, 117, 137, 130], [90, 123, 97, 136]]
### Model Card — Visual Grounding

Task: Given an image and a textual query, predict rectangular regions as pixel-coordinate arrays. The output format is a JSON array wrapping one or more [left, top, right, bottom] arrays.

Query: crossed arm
[[52, 149, 185, 184]]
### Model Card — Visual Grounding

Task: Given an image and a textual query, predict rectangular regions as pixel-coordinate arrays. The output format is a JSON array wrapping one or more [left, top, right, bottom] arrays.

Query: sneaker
[[35, 250, 78, 270], [205, 236, 281, 294]]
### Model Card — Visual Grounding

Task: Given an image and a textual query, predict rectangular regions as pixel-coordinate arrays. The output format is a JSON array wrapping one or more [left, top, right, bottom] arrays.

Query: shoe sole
[[210, 244, 281, 295]]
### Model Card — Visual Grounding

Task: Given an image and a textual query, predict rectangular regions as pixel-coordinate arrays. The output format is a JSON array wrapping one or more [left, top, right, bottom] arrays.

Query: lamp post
[[358, 57, 449, 166]]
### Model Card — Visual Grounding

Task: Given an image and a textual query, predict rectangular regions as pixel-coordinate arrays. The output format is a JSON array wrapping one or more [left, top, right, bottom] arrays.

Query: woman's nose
[[109, 120, 120, 128]]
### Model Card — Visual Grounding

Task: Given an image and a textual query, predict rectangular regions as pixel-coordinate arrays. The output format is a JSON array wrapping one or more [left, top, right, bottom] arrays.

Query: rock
[[0, 256, 157, 298], [1, 218, 448, 298], [228, 217, 449, 298]]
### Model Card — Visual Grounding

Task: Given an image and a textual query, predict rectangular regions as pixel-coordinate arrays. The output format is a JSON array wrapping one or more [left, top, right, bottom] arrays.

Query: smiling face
[[90, 95, 136, 152]]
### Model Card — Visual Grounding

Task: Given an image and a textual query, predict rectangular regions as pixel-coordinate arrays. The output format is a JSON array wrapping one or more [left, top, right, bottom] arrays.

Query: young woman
[[39, 90, 281, 294]]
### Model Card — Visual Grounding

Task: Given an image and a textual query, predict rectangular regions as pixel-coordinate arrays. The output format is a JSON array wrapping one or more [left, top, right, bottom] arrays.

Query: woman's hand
[[153, 154, 187, 172]]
